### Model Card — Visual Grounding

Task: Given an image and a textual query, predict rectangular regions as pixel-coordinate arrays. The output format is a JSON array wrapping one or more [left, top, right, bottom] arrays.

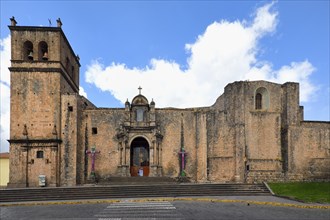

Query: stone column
[[122, 141, 126, 166], [124, 141, 130, 176], [118, 142, 123, 166], [150, 140, 154, 166], [153, 140, 157, 165], [157, 141, 163, 176], [157, 141, 161, 166], [150, 140, 158, 177]]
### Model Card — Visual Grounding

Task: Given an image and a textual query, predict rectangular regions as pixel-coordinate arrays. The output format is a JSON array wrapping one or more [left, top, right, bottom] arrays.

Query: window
[[255, 93, 262, 109], [136, 109, 144, 122], [36, 151, 44, 158], [68, 106, 73, 112], [92, 127, 98, 134], [38, 41, 48, 61], [255, 87, 269, 110], [23, 41, 33, 61]]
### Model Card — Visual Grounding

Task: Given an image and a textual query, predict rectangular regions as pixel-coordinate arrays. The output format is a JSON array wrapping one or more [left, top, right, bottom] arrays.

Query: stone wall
[[81, 109, 127, 180], [287, 121, 330, 180], [78, 81, 330, 184], [206, 110, 236, 182]]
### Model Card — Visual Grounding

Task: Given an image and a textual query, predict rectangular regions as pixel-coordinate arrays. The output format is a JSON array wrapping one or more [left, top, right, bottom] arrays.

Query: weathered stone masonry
[[7, 18, 330, 187]]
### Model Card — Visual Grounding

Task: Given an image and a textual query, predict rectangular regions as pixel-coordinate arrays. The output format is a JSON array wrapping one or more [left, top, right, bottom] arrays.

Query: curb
[[1, 197, 329, 209], [263, 182, 275, 195]]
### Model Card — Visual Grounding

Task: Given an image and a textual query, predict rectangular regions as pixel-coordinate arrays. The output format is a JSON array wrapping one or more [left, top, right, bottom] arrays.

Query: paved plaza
[[1, 196, 329, 220]]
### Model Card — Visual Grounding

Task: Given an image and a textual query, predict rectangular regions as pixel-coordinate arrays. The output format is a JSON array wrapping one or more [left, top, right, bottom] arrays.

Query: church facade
[[7, 18, 330, 187]]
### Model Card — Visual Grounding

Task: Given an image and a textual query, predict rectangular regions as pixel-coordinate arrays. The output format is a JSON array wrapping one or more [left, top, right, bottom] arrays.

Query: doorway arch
[[130, 137, 150, 176]]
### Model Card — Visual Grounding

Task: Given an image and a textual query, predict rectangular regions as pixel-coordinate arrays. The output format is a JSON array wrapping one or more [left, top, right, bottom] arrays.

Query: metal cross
[[138, 86, 142, 95], [86, 146, 100, 177]]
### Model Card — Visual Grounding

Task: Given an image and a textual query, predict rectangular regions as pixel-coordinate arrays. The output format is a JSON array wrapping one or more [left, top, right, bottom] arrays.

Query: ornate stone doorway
[[130, 137, 150, 176]]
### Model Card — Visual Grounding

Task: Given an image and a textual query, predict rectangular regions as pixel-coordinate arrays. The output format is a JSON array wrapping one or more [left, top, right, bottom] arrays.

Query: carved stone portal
[[116, 90, 163, 177]]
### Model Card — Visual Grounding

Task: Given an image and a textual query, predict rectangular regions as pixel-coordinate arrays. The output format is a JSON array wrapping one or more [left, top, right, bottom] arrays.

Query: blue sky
[[0, 1, 329, 152]]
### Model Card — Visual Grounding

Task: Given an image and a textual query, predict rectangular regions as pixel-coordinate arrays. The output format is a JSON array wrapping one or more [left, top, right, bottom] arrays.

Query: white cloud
[[0, 36, 11, 86], [79, 86, 88, 98], [85, 2, 316, 108], [0, 35, 11, 152], [251, 1, 278, 35]]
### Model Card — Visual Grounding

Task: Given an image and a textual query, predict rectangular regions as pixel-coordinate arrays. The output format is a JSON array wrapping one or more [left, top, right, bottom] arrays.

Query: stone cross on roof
[[138, 86, 142, 95]]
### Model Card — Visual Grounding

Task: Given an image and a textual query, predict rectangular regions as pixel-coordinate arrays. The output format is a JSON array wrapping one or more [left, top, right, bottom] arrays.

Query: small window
[[136, 109, 144, 122], [68, 106, 73, 112], [246, 164, 250, 171], [255, 93, 262, 109], [92, 127, 98, 134], [36, 151, 44, 158], [255, 87, 269, 110]]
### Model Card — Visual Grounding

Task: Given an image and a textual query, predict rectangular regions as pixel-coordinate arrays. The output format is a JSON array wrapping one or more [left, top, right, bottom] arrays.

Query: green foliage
[[268, 182, 330, 203]]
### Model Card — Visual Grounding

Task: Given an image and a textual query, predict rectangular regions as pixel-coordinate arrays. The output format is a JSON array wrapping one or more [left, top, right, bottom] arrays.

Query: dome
[[132, 94, 149, 105]]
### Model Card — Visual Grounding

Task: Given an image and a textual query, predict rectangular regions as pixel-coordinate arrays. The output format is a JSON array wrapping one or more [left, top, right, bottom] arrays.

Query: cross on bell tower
[[138, 86, 142, 95]]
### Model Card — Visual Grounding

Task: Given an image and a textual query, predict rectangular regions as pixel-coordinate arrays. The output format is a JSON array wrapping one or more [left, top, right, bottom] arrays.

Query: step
[[0, 183, 271, 203], [95, 177, 178, 185]]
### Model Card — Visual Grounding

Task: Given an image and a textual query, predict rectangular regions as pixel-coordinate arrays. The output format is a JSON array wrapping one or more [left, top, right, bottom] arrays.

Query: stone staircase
[[0, 181, 271, 203], [95, 177, 178, 185]]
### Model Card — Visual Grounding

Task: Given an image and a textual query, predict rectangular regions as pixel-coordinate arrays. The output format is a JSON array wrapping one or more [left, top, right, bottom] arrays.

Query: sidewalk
[[1, 195, 329, 209]]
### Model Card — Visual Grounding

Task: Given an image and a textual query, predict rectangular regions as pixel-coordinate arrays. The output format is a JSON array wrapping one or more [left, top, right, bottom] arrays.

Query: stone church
[[7, 18, 330, 187]]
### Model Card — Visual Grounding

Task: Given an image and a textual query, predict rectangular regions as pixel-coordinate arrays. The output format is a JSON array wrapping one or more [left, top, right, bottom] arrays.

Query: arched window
[[255, 87, 269, 110], [23, 41, 33, 61], [255, 93, 262, 109], [38, 41, 48, 60]]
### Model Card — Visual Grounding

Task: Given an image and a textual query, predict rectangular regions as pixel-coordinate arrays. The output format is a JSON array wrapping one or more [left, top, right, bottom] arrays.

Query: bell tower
[[8, 17, 80, 187]]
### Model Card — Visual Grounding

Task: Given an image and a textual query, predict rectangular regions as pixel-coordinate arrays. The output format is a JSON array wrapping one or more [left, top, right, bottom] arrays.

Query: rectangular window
[[136, 109, 144, 122], [68, 106, 73, 112], [36, 151, 44, 158], [92, 127, 98, 135], [255, 93, 262, 110]]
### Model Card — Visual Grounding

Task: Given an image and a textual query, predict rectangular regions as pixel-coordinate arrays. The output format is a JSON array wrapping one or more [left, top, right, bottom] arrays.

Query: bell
[[42, 52, 48, 60], [28, 51, 33, 60]]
